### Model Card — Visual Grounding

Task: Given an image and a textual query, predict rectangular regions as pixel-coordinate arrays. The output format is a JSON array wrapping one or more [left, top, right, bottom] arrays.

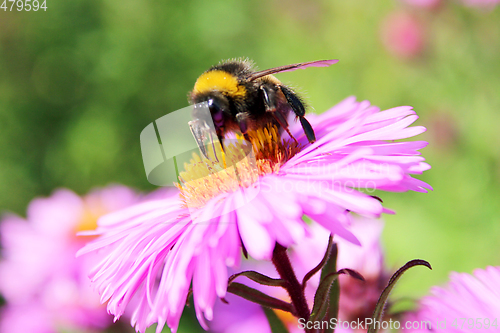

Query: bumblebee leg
[[260, 84, 278, 113], [236, 113, 251, 142], [279, 85, 316, 143], [217, 131, 228, 168], [260, 85, 298, 144], [217, 131, 226, 151], [299, 117, 316, 143]]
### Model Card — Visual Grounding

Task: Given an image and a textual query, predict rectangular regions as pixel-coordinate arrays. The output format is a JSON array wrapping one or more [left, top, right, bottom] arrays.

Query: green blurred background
[[1, 0, 499, 331]]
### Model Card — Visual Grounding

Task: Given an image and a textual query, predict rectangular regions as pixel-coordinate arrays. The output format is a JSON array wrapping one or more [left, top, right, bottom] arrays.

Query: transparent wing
[[248, 59, 338, 81]]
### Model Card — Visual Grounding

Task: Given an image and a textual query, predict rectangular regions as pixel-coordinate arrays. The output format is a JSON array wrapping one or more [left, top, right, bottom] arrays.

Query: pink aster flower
[[210, 218, 390, 333], [0, 185, 139, 333], [404, 266, 500, 333], [78, 96, 431, 333]]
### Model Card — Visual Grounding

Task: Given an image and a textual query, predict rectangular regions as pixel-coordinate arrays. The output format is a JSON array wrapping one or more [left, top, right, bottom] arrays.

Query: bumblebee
[[188, 58, 338, 158]]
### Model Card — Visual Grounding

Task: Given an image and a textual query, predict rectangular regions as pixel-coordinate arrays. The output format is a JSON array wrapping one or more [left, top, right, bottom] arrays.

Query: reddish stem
[[271, 243, 311, 325]]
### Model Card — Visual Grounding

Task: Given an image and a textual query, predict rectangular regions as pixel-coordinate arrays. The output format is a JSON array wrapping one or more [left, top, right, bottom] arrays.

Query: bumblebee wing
[[247, 59, 338, 81]]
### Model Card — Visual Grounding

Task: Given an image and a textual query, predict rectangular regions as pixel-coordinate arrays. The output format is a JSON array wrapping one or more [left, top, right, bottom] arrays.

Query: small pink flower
[[404, 266, 500, 333], [381, 11, 426, 59], [79, 97, 431, 333], [0, 185, 139, 333]]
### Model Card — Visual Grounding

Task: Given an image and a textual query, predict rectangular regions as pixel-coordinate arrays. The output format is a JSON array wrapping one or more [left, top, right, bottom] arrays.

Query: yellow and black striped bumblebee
[[188, 58, 337, 157]]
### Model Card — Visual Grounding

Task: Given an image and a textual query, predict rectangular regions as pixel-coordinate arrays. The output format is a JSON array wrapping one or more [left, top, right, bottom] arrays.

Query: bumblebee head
[[190, 69, 246, 129], [206, 94, 230, 128], [189, 90, 230, 129]]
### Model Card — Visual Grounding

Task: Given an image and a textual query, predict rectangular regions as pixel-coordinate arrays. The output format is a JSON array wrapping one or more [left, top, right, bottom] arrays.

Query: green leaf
[[320, 242, 337, 279], [310, 269, 363, 325], [320, 242, 339, 333], [229, 270, 287, 287], [302, 234, 333, 291], [309, 271, 341, 323], [262, 307, 291, 333], [227, 282, 295, 315], [367, 259, 432, 333]]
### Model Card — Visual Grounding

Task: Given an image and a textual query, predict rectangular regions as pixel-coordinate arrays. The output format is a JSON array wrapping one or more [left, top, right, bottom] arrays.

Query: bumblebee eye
[[208, 98, 224, 125]]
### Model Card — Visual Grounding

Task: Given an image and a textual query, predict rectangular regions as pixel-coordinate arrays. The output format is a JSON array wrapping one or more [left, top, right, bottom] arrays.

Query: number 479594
[[1, 0, 47, 11]]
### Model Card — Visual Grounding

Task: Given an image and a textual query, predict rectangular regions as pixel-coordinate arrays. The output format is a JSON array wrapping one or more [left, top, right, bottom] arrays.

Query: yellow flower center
[[176, 125, 302, 209]]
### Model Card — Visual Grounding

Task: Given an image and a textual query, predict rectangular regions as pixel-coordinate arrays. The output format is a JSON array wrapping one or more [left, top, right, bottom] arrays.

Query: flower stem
[[272, 243, 311, 324]]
